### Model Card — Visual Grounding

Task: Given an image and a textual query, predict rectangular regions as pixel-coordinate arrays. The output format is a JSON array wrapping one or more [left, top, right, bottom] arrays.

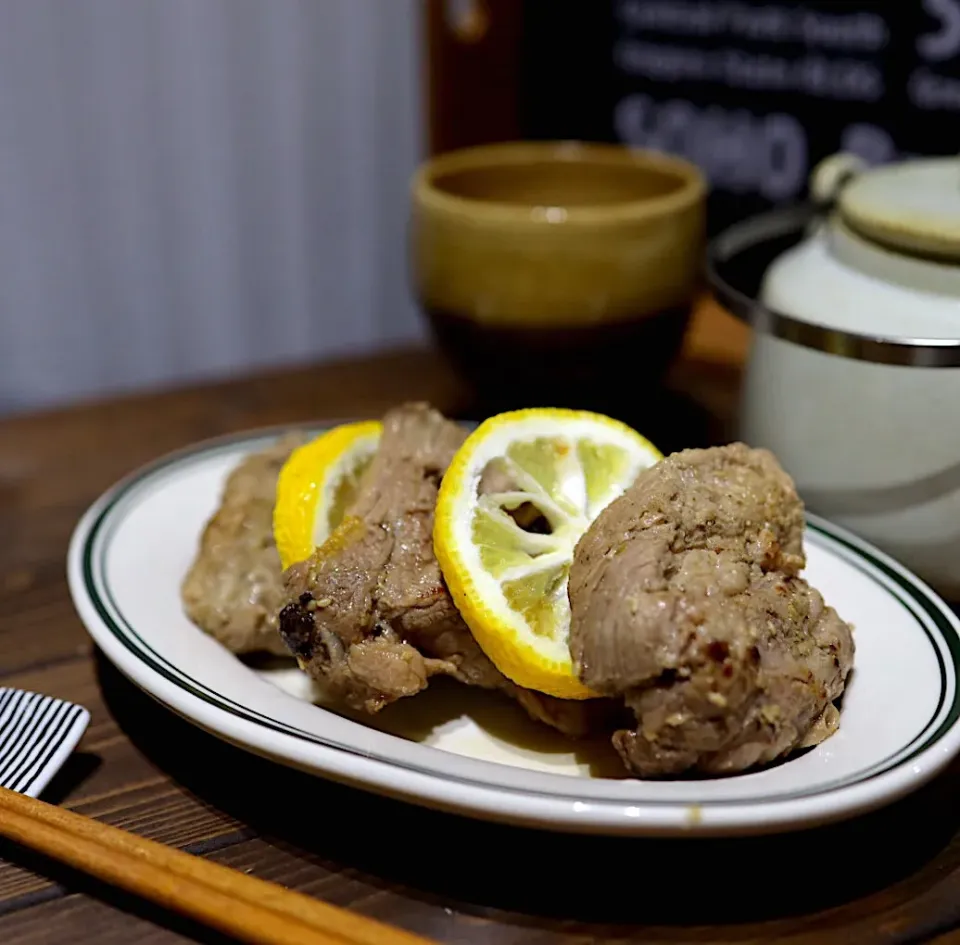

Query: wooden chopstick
[[0, 786, 436, 945]]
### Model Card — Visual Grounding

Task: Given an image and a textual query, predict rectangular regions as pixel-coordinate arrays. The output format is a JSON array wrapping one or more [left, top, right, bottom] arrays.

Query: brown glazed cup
[[409, 141, 706, 414]]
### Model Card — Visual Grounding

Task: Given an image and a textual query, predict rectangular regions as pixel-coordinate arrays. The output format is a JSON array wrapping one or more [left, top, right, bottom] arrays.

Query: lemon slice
[[434, 408, 662, 699], [273, 420, 382, 570]]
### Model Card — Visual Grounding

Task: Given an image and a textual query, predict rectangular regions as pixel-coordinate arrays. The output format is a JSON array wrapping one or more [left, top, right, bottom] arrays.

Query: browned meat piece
[[569, 443, 855, 777], [182, 433, 305, 655], [279, 402, 609, 737]]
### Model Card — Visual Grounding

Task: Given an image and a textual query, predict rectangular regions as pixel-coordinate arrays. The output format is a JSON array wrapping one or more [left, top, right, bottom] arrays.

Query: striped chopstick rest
[[0, 688, 90, 797]]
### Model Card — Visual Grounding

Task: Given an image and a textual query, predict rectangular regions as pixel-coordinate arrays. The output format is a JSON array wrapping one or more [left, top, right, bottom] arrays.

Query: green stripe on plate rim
[[79, 429, 960, 807]]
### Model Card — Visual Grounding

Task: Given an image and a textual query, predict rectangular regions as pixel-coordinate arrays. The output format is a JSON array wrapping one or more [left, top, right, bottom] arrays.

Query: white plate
[[66, 430, 960, 837]]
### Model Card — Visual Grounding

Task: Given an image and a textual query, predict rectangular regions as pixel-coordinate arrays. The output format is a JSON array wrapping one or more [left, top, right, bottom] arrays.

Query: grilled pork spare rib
[[182, 432, 306, 655], [278, 402, 609, 737], [568, 443, 855, 777]]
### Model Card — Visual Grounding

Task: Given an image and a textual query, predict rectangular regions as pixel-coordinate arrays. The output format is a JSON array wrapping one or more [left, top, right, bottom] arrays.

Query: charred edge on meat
[[653, 668, 678, 689], [707, 641, 729, 663], [278, 595, 317, 660]]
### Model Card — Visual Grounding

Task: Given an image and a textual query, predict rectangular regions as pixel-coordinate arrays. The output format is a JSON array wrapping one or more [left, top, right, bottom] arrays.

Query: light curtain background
[[0, 0, 425, 415]]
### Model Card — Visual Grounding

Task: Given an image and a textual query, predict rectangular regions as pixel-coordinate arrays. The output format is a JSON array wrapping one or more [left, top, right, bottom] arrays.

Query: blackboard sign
[[520, 0, 960, 234]]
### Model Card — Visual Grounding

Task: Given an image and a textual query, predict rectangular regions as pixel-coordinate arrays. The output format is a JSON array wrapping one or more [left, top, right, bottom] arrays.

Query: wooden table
[[2, 304, 960, 945]]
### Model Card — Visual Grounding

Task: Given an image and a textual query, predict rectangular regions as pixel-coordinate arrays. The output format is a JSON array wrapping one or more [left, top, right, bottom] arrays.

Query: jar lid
[[823, 156, 960, 261]]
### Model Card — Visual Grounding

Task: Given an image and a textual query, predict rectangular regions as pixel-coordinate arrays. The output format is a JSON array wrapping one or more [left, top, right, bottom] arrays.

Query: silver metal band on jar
[[707, 203, 960, 368]]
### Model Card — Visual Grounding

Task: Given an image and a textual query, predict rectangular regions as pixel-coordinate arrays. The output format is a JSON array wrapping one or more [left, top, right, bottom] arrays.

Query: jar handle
[[810, 153, 868, 207]]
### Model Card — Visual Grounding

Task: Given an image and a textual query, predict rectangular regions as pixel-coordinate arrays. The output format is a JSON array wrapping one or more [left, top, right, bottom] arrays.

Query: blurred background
[[0, 0, 422, 415], [1, 0, 958, 416]]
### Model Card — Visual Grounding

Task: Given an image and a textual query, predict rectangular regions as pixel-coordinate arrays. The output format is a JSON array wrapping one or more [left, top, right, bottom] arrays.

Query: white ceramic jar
[[713, 155, 960, 600]]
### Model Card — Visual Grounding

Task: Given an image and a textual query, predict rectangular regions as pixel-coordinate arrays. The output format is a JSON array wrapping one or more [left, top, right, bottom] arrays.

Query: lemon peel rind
[[273, 420, 382, 571]]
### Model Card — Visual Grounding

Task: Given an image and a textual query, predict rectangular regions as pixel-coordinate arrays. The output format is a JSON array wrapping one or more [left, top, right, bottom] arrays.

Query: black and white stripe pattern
[[0, 688, 90, 797]]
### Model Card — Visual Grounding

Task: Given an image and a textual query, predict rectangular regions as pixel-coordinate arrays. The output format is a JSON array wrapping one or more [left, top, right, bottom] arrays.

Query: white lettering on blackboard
[[607, 3, 953, 206], [763, 114, 808, 202], [613, 94, 807, 201], [909, 67, 960, 110], [840, 124, 898, 166], [613, 41, 883, 103], [615, 0, 888, 52], [918, 0, 960, 62]]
